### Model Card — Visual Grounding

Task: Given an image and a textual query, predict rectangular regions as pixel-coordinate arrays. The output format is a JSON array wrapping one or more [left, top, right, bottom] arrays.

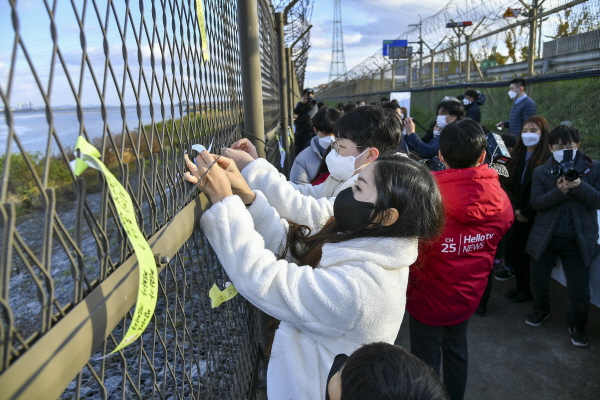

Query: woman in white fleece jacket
[[184, 151, 444, 400]]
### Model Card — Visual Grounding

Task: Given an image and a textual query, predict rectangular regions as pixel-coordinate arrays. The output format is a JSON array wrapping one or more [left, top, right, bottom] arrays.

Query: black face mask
[[325, 354, 348, 400], [333, 187, 375, 232]]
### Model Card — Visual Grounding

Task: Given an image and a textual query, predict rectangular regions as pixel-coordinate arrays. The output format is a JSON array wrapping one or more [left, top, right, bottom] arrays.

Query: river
[[0, 104, 171, 155]]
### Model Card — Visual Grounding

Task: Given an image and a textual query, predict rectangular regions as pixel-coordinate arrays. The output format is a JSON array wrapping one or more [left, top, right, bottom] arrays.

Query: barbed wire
[[325, 0, 599, 87]]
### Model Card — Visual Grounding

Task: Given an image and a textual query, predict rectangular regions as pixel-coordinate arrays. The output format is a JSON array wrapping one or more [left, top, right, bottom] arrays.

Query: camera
[[550, 149, 579, 181]]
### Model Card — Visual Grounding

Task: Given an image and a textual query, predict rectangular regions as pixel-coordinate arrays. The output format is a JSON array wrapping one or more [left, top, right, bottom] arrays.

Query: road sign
[[389, 46, 413, 59], [383, 39, 408, 56]]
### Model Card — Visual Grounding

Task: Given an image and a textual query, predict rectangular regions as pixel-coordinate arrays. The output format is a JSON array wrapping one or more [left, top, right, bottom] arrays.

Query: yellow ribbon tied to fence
[[195, 0, 210, 63], [209, 282, 238, 308], [72, 136, 158, 354]]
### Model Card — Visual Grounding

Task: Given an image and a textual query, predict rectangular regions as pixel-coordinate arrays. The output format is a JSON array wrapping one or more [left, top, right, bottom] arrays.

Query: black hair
[[439, 119, 487, 169], [303, 88, 314, 95], [380, 96, 390, 102], [339, 343, 449, 400], [391, 99, 399, 104], [548, 125, 580, 146], [506, 116, 551, 180], [337, 102, 345, 111], [312, 107, 342, 134], [464, 89, 479, 100], [501, 133, 518, 149], [381, 101, 401, 111], [335, 105, 402, 155], [285, 155, 445, 267], [438, 99, 465, 120], [510, 78, 527, 89], [317, 101, 325, 109], [343, 102, 357, 114]]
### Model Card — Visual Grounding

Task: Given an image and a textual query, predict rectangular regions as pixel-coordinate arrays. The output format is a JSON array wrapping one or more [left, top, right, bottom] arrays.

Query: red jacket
[[406, 164, 514, 326]]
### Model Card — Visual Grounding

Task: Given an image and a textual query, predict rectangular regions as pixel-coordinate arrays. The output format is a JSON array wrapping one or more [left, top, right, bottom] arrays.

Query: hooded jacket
[[290, 135, 327, 185], [201, 191, 417, 400], [407, 164, 514, 326]]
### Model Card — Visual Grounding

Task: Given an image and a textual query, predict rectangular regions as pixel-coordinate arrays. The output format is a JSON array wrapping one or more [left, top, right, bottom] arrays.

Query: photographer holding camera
[[525, 125, 600, 347], [294, 88, 318, 154]]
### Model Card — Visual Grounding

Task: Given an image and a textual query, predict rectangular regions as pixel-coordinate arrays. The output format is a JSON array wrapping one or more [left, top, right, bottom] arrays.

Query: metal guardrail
[[0, 0, 306, 398]]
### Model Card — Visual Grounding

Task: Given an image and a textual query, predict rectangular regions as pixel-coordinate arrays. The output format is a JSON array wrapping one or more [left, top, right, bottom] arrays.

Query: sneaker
[[569, 326, 589, 347], [509, 292, 533, 303], [504, 287, 520, 298], [526, 310, 549, 326], [495, 269, 515, 281], [475, 304, 486, 317]]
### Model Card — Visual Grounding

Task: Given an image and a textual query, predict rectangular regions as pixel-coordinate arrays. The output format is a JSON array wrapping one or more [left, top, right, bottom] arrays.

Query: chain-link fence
[[318, 0, 600, 96], [0, 0, 308, 398]]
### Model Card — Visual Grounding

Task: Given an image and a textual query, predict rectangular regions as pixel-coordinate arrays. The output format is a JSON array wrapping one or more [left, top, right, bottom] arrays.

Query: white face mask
[[318, 135, 333, 149], [436, 115, 448, 129], [508, 90, 517, 100], [433, 130, 441, 137], [521, 132, 540, 146], [400, 114, 405, 119], [325, 146, 370, 181], [553, 149, 577, 163], [463, 98, 470, 106]]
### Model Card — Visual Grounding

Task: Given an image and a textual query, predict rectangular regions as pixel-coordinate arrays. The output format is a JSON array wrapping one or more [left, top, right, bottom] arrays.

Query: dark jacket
[[407, 164, 514, 326], [404, 133, 440, 159], [503, 96, 537, 137], [294, 100, 318, 135], [502, 153, 536, 220], [465, 102, 481, 123], [525, 153, 600, 266]]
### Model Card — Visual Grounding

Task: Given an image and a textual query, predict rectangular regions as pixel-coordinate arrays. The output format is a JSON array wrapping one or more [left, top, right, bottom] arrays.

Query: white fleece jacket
[[242, 158, 357, 231], [200, 191, 417, 400]]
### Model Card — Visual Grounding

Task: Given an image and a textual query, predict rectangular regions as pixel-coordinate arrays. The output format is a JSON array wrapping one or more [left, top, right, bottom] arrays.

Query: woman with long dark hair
[[183, 151, 444, 400], [501, 116, 552, 302]]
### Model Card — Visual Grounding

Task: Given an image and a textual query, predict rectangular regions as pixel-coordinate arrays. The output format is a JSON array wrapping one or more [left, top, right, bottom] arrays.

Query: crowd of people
[[182, 77, 598, 400]]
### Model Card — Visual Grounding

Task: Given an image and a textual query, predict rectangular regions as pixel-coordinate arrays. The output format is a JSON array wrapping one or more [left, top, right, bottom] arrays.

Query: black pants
[[530, 236, 590, 329], [294, 128, 313, 155], [506, 219, 534, 295], [409, 314, 469, 400]]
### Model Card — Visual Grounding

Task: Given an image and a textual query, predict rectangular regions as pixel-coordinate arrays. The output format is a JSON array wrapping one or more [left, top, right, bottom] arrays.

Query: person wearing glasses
[[221, 105, 407, 231], [525, 125, 600, 347]]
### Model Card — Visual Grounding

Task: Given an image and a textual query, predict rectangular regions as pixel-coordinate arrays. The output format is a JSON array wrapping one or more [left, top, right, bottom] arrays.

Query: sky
[[304, 0, 450, 88]]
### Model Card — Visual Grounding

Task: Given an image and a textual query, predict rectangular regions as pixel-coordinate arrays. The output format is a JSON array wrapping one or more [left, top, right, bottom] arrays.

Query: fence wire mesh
[[318, 0, 600, 96], [0, 0, 305, 398]]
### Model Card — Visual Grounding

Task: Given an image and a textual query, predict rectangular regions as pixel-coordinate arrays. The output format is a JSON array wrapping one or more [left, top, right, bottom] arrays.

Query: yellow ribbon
[[209, 282, 239, 308], [195, 0, 210, 63], [73, 136, 158, 354]]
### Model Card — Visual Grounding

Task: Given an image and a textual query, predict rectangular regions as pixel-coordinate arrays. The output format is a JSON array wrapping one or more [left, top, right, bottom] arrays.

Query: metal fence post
[[237, 0, 266, 158], [286, 47, 296, 160], [275, 12, 289, 172], [465, 35, 471, 82]]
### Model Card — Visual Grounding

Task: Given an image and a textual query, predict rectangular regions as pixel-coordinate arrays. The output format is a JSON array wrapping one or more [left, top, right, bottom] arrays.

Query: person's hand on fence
[[183, 151, 232, 203], [221, 147, 256, 171], [214, 155, 256, 206], [230, 138, 259, 160], [404, 117, 415, 135]]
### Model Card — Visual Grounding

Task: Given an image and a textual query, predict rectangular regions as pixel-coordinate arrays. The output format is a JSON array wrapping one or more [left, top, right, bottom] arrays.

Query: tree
[[550, 6, 600, 39]]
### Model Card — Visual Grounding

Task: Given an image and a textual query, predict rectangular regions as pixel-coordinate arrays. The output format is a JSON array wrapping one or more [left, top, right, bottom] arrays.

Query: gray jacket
[[503, 95, 537, 137], [290, 136, 326, 185], [525, 153, 600, 266]]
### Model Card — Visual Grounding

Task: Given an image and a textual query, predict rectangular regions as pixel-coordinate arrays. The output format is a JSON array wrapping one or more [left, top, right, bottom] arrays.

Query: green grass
[[2, 112, 215, 217]]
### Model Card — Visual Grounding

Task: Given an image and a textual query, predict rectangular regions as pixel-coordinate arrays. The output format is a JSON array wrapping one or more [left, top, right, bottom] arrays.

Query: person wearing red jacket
[[406, 120, 514, 400]]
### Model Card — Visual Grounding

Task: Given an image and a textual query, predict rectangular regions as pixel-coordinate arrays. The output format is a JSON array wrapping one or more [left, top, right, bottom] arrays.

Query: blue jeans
[[409, 314, 469, 400]]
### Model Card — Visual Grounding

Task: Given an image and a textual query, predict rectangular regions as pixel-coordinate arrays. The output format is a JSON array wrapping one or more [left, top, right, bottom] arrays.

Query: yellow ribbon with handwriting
[[73, 136, 158, 354], [209, 283, 239, 308], [195, 0, 210, 63]]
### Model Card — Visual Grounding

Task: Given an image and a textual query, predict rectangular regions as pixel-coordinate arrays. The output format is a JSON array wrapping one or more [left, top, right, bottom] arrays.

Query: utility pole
[[408, 17, 423, 84], [527, 0, 539, 76]]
